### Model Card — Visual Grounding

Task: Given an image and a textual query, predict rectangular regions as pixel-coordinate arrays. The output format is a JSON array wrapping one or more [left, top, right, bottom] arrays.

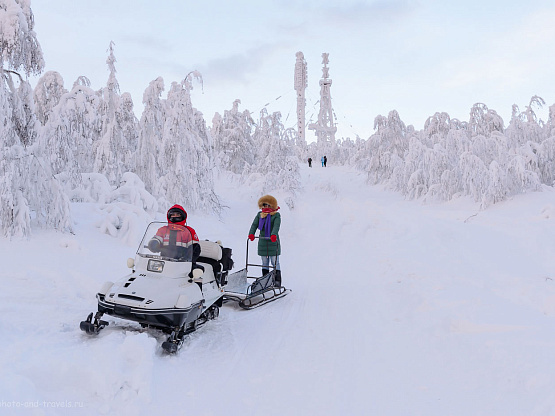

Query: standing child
[[248, 195, 282, 287]]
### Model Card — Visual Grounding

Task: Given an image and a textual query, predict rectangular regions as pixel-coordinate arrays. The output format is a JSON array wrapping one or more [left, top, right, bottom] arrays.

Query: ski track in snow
[[2, 165, 555, 415]]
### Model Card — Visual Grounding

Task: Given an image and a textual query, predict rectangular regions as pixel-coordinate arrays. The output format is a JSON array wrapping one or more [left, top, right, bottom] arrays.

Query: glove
[[248, 234, 255, 241], [270, 235, 277, 242], [147, 239, 161, 252]]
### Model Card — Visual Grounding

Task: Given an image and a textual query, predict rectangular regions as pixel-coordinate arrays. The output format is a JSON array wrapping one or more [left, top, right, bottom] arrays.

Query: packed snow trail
[[1, 165, 555, 415]]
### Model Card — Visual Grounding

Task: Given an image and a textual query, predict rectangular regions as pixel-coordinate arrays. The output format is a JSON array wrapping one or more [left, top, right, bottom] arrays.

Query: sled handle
[[245, 236, 280, 275]]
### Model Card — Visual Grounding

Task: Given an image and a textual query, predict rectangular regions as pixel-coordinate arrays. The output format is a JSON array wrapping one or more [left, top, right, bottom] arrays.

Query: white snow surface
[[2, 164, 555, 415]]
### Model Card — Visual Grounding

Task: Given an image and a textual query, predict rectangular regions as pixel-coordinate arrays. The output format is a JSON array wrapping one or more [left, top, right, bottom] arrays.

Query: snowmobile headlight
[[147, 259, 165, 273]]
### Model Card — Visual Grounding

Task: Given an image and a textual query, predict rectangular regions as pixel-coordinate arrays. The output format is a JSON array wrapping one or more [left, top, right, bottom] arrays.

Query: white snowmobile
[[223, 236, 290, 309], [80, 222, 234, 353]]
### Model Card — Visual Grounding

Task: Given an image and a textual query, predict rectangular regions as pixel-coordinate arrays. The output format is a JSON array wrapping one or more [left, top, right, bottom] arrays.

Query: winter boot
[[262, 268, 269, 277], [274, 270, 282, 288]]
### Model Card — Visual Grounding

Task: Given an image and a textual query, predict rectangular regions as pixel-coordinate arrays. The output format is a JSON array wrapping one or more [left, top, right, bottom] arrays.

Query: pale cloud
[[194, 43, 287, 85]]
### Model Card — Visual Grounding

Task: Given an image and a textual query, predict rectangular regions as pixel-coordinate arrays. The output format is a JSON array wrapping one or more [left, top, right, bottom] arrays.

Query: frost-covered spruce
[[118, 92, 139, 170], [137, 76, 165, 193], [250, 109, 300, 196], [211, 99, 255, 175], [34, 71, 67, 125], [156, 74, 220, 214], [355, 110, 408, 185], [0, 0, 71, 237], [93, 42, 137, 184], [39, 79, 102, 184]]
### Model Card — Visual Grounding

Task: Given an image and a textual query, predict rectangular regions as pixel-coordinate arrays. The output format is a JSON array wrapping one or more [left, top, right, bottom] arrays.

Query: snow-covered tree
[[356, 110, 408, 184], [0, 0, 72, 237], [156, 74, 220, 213], [212, 99, 255, 175], [118, 92, 139, 170], [505, 96, 546, 147], [93, 42, 133, 184], [40, 81, 103, 183], [137, 76, 164, 193], [468, 103, 504, 137], [7, 70, 38, 147], [33, 70, 67, 125], [250, 109, 300, 197], [0, 0, 44, 76]]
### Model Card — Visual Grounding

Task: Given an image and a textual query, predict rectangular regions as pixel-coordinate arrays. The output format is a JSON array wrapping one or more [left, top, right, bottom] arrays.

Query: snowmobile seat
[[198, 240, 222, 261], [197, 240, 225, 284]]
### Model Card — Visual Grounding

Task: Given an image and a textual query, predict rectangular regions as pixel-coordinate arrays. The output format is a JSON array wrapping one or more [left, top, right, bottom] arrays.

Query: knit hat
[[258, 195, 278, 210]]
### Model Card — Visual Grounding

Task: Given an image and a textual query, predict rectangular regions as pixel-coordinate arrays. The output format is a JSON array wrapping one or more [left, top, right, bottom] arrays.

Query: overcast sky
[[29, 0, 555, 142]]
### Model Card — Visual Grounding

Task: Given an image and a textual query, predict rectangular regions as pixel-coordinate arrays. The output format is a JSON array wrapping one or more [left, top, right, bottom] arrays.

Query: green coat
[[249, 212, 281, 256]]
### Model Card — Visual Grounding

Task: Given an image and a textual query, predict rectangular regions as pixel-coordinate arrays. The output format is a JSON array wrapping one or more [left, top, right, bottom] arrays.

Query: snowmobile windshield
[[138, 222, 194, 262]]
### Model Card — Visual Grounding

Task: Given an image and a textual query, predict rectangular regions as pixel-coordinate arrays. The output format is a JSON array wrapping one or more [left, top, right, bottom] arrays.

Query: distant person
[[321, 156, 325, 167], [248, 195, 282, 287], [324, 155, 327, 167], [308, 157, 312, 167]]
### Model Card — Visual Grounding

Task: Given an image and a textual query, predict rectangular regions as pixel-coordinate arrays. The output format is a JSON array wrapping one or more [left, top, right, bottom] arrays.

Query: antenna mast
[[308, 53, 336, 146], [294, 52, 307, 142]]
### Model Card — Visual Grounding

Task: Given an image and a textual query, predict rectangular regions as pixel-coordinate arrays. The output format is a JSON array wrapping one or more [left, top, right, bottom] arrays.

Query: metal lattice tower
[[294, 51, 307, 142], [308, 53, 337, 145]]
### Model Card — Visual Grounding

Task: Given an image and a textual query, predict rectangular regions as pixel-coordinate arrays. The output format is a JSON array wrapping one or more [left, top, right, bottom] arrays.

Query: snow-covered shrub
[[459, 152, 488, 202], [111, 172, 158, 217], [505, 155, 541, 196], [0, 145, 72, 237], [482, 161, 508, 207], [58, 172, 112, 203], [537, 136, 555, 185], [505, 96, 546, 147], [469, 103, 504, 137], [96, 202, 153, 246]]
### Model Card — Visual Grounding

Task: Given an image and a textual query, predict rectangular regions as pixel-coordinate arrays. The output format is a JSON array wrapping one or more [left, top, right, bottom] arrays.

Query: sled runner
[[224, 237, 290, 309]]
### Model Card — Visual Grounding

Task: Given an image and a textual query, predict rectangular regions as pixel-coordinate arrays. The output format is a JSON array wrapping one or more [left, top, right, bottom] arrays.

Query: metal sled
[[223, 237, 290, 309]]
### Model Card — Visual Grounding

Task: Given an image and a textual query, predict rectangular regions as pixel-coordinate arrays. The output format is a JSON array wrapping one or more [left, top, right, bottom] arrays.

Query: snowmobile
[[79, 222, 234, 353], [223, 236, 290, 309]]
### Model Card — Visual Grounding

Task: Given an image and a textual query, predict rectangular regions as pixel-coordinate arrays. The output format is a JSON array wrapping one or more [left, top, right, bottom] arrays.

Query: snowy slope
[[1, 165, 555, 415]]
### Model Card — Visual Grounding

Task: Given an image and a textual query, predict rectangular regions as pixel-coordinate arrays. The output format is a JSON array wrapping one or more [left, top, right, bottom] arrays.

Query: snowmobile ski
[[79, 312, 109, 334]]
